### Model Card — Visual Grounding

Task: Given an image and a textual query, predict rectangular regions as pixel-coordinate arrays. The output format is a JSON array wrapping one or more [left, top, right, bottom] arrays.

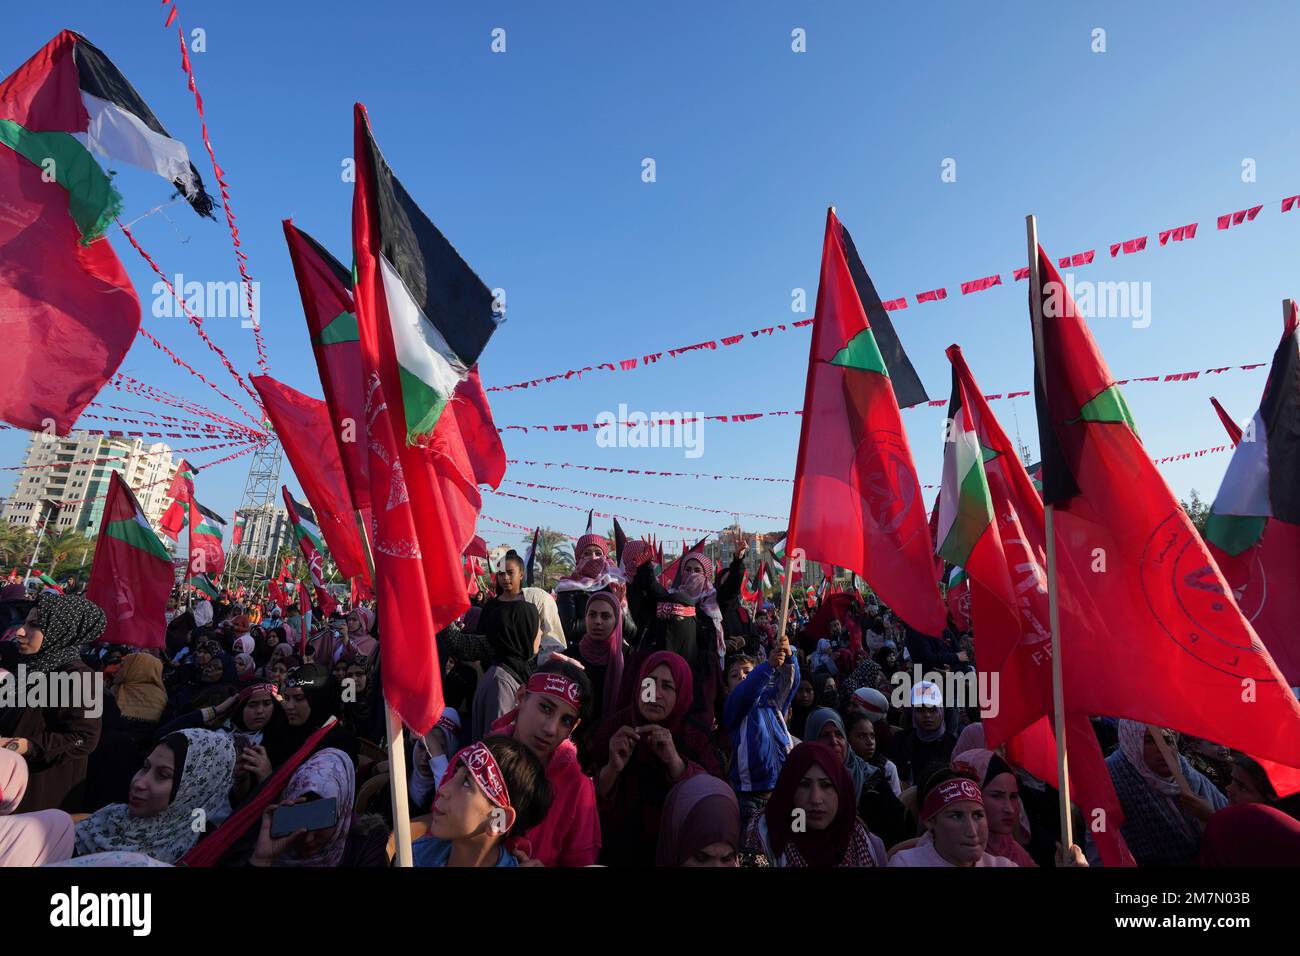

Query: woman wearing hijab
[[742, 742, 886, 866], [789, 676, 816, 743], [950, 748, 1037, 867], [1200, 803, 1300, 866], [589, 650, 724, 866], [85, 653, 170, 812], [808, 638, 837, 676], [344, 607, 378, 659], [567, 590, 627, 729], [0, 593, 106, 812], [263, 664, 357, 770], [74, 729, 235, 864], [248, 747, 356, 867], [0, 747, 76, 865], [624, 544, 746, 721], [889, 769, 1017, 867], [656, 773, 741, 866], [1105, 720, 1227, 866], [554, 533, 625, 645]]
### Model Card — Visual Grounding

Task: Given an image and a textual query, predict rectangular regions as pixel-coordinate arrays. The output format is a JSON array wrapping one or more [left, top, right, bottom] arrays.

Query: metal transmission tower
[[227, 437, 284, 589]]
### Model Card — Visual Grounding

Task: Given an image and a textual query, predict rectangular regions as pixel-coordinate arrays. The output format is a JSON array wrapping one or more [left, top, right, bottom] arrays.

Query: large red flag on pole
[[784, 208, 945, 636], [85, 472, 174, 649], [352, 102, 501, 736], [1030, 242, 1300, 766], [252, 374, 369, 582]]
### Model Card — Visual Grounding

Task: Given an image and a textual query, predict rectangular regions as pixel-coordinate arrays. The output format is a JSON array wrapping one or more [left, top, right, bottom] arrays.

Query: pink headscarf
[[634, 651, 694, 734], [1, 747, 27, 814], [952, 722, 987, 760], [274, 748, 355, 868], [656, 773, 740, 866], [579, 591, 625, 718]]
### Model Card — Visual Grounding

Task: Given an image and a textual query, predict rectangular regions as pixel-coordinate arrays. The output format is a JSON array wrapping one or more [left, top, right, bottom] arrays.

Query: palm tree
[[527, 528, 573, 590]]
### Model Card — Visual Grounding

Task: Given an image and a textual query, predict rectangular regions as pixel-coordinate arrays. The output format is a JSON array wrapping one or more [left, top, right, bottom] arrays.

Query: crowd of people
[[1, 531, 1298, 868]]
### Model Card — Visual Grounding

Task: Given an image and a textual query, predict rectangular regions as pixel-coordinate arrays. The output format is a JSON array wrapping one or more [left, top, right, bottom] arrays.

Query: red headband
[[920, 777, 984, 822], [526, 671, 582, 709], [238, 681, 282, 704], [450, 742, 511, 810]]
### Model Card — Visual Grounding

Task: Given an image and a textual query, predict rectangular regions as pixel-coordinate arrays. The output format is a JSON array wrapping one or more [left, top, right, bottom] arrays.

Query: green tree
[[1181, 488, 1211, 536], [527, 528, 573, 589]]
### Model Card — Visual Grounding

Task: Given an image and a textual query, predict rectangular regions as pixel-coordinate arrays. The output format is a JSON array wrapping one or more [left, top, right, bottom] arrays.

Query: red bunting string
[[118, 221, 266, 426], [86, 401, 260, 439], [507, 458, 793, 483], [500, 478, 785, 520], [76, 409, 252, 439], [496, 359, 1270, 434], [165, 3, 270, 375], [479, 514, 579, 541], [112, 374, 252, 434], [0, 438, 250, 472], [132, 323, 263, 429], [489, 490, 720, 533], [484, 190, 1300, 395], [54, 439, 263, 507]]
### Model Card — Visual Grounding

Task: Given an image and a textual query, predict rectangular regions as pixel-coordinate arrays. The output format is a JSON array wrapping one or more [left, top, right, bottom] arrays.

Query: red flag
[[186, 497, 225, 580], [267, 578, 287, 613], [0, 33, 149, 434], [1210, 396, 1243, 446], [251, 375, 369, 582], [353, 104, 501, 734], [1031, 244, 1300, 766], [281, 485, 338, 618], [787, 209, 945, 634], [159, 460, 195, 542], [85, 472, 174, 649], [283, 219, 370, 509]]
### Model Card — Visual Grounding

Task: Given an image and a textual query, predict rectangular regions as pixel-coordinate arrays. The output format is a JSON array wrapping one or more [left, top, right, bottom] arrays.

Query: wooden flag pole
[[1027, 213, 1074, 852], [353, 509, 414, 868]]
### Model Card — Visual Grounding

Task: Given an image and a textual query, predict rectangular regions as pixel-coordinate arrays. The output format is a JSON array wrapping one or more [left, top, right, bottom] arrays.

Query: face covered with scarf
[[75, 729, 235, 864], [13, 592, 106, 673], [674, 554, 713, 604]]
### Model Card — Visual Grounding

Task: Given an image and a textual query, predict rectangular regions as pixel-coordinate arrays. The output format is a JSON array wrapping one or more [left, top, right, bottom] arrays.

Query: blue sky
[[3, 1, 1299, 552]]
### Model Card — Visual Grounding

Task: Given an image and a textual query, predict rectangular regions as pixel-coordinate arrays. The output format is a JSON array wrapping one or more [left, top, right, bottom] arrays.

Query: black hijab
[[479, 596, 540, 685]]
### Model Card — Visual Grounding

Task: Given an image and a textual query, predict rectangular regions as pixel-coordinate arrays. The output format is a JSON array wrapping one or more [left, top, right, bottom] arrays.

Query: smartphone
[[232, 733, 252, 754], [270, 796, 337, 838]]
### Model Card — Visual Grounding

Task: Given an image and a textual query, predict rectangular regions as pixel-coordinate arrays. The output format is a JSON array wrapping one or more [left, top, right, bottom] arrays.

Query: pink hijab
[[0, 749, 75, 866], [579, 590, 625, 718]]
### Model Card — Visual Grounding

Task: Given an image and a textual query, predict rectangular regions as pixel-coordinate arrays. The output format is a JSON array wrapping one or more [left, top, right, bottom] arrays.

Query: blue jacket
[[723, 658, 800, 794]]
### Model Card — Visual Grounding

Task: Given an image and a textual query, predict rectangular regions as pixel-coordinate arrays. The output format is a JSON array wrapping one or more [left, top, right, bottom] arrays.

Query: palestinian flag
[[1205, 301, 1300, 686], [30, 571, 63, 593], [0, 32, 213, 433], [936, 345, 1019, 646], [786, 209, 944, 634], [186, 496, 225, 579], [1030, 243, 1300, 767], [232, 512, 246, 549], [160, 460, 196, 542], [352, 106, 498, 444], [85, 471, 173, 648], [190, 574, 219, 600], [353, 103, 504, 734], [941, 343, 1134, 866], [282, 485, 337, 617]]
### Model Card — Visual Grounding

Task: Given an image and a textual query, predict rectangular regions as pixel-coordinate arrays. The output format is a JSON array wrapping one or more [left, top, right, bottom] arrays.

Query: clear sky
[[3, 1, 1299, 552]]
